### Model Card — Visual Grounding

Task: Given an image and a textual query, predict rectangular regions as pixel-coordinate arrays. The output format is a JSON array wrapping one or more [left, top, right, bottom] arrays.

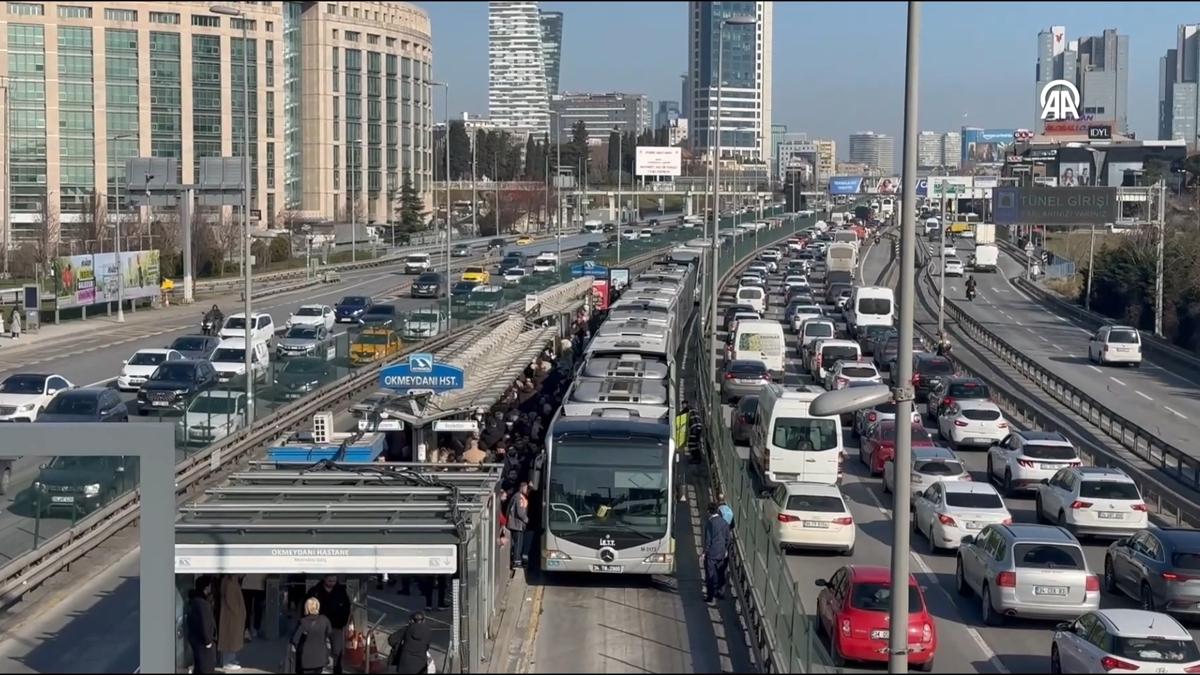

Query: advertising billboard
[[961, 128, 1018, 166], [993, 187, 1118, 226], [1056, 161, 1093, 188], [47, 249, 161, 309], [635, 147, 682, 177], [827, 176, 864, 195], [873, 178, 900, 195]]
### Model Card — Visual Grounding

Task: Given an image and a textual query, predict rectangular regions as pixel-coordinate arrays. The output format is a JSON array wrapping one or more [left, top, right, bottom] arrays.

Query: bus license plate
[[1034, 586, 1068, 596], [591, 564, 624, 573], [802, 521, 829, 528]]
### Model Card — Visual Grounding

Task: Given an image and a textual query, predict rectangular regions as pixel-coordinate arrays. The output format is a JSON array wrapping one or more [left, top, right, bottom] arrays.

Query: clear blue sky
[[418, 2, 1192, 153]]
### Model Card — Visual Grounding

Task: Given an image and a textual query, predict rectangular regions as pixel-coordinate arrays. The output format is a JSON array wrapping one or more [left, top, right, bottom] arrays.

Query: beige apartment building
[[0, 0, 433, 246]]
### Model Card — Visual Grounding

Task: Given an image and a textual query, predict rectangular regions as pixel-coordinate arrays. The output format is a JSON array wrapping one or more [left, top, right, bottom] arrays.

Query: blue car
[[335, 295, 372, 323]]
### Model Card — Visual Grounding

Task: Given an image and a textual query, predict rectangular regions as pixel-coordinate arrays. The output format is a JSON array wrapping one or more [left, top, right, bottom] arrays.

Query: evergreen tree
[[448, 120, 471, 179], [399, 174, 425, 232], [524, 134, 538, 180]]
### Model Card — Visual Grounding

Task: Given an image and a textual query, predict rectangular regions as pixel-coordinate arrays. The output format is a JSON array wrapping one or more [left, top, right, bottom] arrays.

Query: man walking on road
[[702, 502, 732, 603]]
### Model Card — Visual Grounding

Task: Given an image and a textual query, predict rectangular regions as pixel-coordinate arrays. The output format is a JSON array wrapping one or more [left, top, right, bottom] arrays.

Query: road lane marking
[[1109, 377, 1126, 387], [1053, 344, 1063, 351], [1165, 406, 1188, 420], [1088, 365, 1102, 373], [1136, 391, 1153, 401], [1015, 321, 1023, 327]]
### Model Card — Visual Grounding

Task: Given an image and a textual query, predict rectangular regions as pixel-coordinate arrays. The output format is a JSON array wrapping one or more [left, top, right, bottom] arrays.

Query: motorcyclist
[[935, 332, 953, 357], [965, 275, 978, 299], [204, 304, 223, 334]]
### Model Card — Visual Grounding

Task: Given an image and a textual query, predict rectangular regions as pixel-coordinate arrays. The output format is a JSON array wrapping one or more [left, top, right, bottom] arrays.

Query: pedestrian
[[9, 307, 20, 340], [186, 577, 218, 674], [241, 573, 267, 640], [505, 481, 531, 569], [217, 575, 247, 670], [717, 494, 735, 529], [307, 575, 352, 674], [418, 574, 449, 611], [290, 597, 333, 675], [388, 611, 433, 674], [702, 502, 733, 603]]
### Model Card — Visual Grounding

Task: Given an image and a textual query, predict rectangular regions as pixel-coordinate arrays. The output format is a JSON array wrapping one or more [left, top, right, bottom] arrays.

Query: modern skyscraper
[[680, 73, 691, 120], [1034, 26, 1128, 134], [769, 123, 788, 179], [656, 101, 681, 130], [687, 1, 774, 161], [941, 132, 962, 169], [1159, 24, 1200, 145], [538, 10, 563, 95], [488, 1, 550, 136], [848, 132, 895, 174], [550, 92, 651, 143]]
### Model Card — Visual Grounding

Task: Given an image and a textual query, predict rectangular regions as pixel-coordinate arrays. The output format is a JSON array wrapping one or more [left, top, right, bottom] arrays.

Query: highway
[[712, 231, 1200, 673]]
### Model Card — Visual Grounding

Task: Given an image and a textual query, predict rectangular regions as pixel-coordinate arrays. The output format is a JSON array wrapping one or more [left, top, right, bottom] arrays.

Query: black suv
[[360, 303, 398, 328], [32, 456, 136, 516], [410, 272, 444, 298], [136, 360, 219, 415]]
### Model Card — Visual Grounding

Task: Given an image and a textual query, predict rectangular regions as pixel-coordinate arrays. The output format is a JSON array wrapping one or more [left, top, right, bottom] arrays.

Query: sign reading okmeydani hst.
[[635, 147, 682, 177], [379, 353, 465, 393], [993, 187, 1118, 226]]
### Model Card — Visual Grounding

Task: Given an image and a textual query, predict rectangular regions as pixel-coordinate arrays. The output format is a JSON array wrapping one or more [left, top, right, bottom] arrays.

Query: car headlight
[[32, 481, 42, 491], [18, 403, 36, 412], [173, 389, 188, 396], [83, 483, 101, 498]]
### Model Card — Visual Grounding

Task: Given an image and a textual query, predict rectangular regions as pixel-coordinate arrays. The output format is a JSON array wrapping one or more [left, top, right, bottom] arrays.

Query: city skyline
[[421, 1, 1195, 155]]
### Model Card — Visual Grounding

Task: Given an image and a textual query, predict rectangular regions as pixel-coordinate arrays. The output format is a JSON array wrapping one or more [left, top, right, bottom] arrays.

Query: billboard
[[635, 147, 682, 177], [993, 187, 1119, 225], [873, 178, 900, 195], [827, 176, 864, 195], [961, 128, 1017, 166], [973, 176, 999, 189], [928, 176, 973, 195], [46, 250, 161, 310], [1056, 161, 1093, 187]]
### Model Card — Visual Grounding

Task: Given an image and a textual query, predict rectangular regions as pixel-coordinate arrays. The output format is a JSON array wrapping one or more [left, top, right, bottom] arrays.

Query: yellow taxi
[[460, 266, 491, 284], [515, 235, 534, 245], [349, 327, 403, 366]]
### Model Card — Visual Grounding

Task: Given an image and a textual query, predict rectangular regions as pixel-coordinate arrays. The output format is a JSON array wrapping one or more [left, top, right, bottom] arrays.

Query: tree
[[448, 120, 471, 179], [398, 174, 425, 233], [211, 217, 242, 277], [607, 128, 620, 184]]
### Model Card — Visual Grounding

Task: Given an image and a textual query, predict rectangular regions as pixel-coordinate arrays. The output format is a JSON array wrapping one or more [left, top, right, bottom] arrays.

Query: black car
[[856, 325, 893, 356], [271, 357, 334, 401], [136, 360, 219, 415], [37, 388, 128, 423], [167, 335, 221, 361], [890, 353, 956, 398], [577, 247, 597, 261], [31, 455, 136, 516], [450, 281, 478, 304], [499, 254, 525, 273], [723, 304, 758, 332], [359, 304, 398, 328], [488, 237, 507, 250], [410, 272, 444, 298], [335, 295, 373, 323]]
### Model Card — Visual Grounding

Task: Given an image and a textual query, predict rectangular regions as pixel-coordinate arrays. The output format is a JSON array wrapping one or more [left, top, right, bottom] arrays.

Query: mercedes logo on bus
[[599, 547, 617, 564]]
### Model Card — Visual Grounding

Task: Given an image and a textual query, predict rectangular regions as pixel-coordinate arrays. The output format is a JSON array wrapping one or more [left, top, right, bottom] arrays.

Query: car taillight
[[1100, 656, 1137, 672], [815, 355, 823, 369], [937, 513, 956, 526], [921, 623, 932, 643], [837, 377, 848, 386], [777, 513, 799, 523], [942, 397, 954, 409], [1163, 571, 1196, 582], [840, 619, 852, 637], [1132, 503, 1148, 512], [997, 421, 1009, 429], [833, 516, 853, 526], [912, 373, 922, 385], [1183, 665, 1200, 674], [725, 372, 736, 380], [954, 420, 968, 427], [1017, 459, 1035, 468], [1001, 517, 1013, 524], [762, 373, 772, 382], [1071, 500, 1093, 510], [996, 571, 1017, 588]]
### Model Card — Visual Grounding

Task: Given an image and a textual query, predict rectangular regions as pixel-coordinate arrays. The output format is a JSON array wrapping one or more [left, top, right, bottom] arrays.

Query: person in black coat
[[388, 612, 433, 674], [185, 577, 218, 674], [307, 575, 352, 674], [291, 597, 334, 674]]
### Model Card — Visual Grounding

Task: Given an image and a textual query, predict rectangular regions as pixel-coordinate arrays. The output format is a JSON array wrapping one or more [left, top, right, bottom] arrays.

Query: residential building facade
[[550, 92, 650, 143], [917, 131, 962, 170], [488, 1, 549, 136], [538, 10, 562, 96], [656, 100, 680, 130], [1035, 25, 1129, 135]]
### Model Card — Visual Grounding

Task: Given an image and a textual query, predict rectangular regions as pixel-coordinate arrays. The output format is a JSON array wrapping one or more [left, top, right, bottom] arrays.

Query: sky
[[418, 1, 1194, 156]]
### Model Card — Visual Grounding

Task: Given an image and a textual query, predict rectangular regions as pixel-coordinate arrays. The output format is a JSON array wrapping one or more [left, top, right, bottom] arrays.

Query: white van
[[220, 312, 275, 345], [735, 285, 767, 314], [809, 338, 863, 382], [845, 286, 895, 336], [211, 337, 271, 384], [733, 320, 787, 377], [1088, 325, 1143, 366], [750, 384, 844, 486]]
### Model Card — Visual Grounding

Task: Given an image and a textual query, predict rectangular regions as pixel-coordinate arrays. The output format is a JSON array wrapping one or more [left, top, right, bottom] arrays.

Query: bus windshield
[[547, 440, 671, 542]]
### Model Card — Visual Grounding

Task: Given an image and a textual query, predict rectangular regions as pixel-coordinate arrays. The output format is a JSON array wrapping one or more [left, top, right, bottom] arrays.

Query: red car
[[859, 421, 935, 476], [816, 565, 937, 671]]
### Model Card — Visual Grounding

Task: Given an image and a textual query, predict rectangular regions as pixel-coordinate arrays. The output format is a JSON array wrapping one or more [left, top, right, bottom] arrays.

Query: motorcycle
[[201, 312, 222, 336], [966, 287, 976, 302]]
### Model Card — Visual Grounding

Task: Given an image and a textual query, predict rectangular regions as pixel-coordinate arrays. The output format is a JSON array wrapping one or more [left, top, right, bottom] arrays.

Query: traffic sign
[[1024, 241, 1035, 255]]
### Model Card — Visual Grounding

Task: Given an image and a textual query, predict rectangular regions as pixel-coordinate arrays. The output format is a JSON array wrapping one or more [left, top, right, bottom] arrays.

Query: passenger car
[[824, 360, 881, 391], [401, 310, 449, 340], [892, 353, 955, 398], [955, 523, 1100, 625], [181, 391, 246, 445], [1104, 527, 1200, 615], [937, 399, 1009, 451], [136, 360, 219, 414], [502, 267, 527, 286], [219, 312, 275, 344], [854, 400, 922, 438], [816, 566, 937, 670], [276, 324, 335, 360], [286, 304, 335, 332], [926, 377, 992, 421], [1088, 325, 1142, 367], [36, 388, 128, 423], [271, 358, 334, 401], [1050, 609, 1200, 674], [859, 420, 935, 476], [0, 373, 74, 422], [720, 359, 771, 403], [350, 328, 403, 365], [914, 481, 1012, 552], [210, 338, 271, 385], [943, 258, 965, 277], [1034, 467, 1148, 538], [410, 272, 444, 298], [167, 335, 221, 361], [118, 349, 184, 391], [883, 445, 970, 499], [731, 396, 758, 446], [765, 483, 855, 554], [450, 281, 478, 304], [404, 253, 431, 274], [987, 430, 1081, 496], [515, 235, 534, 245], [460, 266, 491, 284], [359, 303, 399, 328], [335, 296, 372, 323], [451, 243, 471, 257], [31, 455, 134, 516]]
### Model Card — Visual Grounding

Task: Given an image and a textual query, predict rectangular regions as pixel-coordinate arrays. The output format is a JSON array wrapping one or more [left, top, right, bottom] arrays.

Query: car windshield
[[1021, 443, 1077, 460], [1108, 329, 1140, 344], [806, 324, 834, 337], [171, 337, 210, 351], [737, 288, 763, 300], [0, 375, 45, 394], [849, 583, 923, 613], [841, 366, 877, 378], [728, 361, 767, 375], [406, 255, 428, 263], [822, 346, 859, 364], [188, 394, 241, 415], [858, 298, 892, 314], [296, 307, 322, 316], [1112, 637, 1200, 663], [785, 494, 844, 512], [916, 460, 964, 476], [507, 269, 525, 277], [1013, 543, 1085, 570], [417, 274, 440, 284], [1078, 481, 1141, 500], [411, 312, 441, 323], [285, 326, 319, 339], [150, 363, 196, 381], [340, 296, 369, 307], [212, 348, 245, 363], [918, 358, 955, 375], [465, 267, 485, 274], [44, 394, 98, 416], [365, 306, 396, 316], [282, 360, 325, 374], [877, 423, 933, 442], [130, 352, 169, 366], [946, 492, 1004, 509], [949, 382, 990, 398], [772, 418, 838, 451], [224, 317, 247, 330]]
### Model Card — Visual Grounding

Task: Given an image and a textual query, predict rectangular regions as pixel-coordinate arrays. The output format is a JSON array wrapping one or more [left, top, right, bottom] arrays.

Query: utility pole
[[938, 183, 948, 336], [616, 130, 622, 263], [1155, 180, 1166, 337]]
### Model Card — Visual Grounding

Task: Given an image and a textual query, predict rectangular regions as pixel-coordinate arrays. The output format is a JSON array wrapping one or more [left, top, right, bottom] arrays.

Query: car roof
[[1152, 527, 1200, 550], [6, 372, 53, 380], [135, 348, 174, 354], [819, 339, 859, 347], [912, 446, 956, 460], [1071, 466, 1133, 481], [995, 523, 1078, 544], [848, 565, 918, 585], [941, 480, 998, 495], [1096, 609, 1191, 640], [782, 482, 845, 499], [952, 399, 1000, 410], [1013, 429, 1070, 443]]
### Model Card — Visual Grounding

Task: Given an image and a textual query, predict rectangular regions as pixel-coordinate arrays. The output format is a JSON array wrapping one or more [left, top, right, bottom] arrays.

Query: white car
[[943, 258, 965, 277], [639, 228, 653, 239], [287, 304, 335, 332], [789, 305, 825, 333], [1087, 325, 1143, 367], [211, 338, 271, 384], [914, 481, 1012, 552], [404, 253, 431, 274], [746, 263, 771, 278], [1034, 467, 1148, 538], [739, 274, 766, 288], [535, 251, 559, 264], [1051, 609, 1200, 674], [761, 248, 783, 262], [118, 349, 184, 391], [883, 445, 971, 500], [621, 229, 639, 241], [181, 391, 246, 446], [824, 360, 882, 390], [219, 312, 275, 344], [936, 399, 1009, 451], [987, 430, 1082, 497], [764, 482, 855, 555], [502, 267, 527, 286], [0, 373, 74, 422], [782, 275, 810, 294], [531, 259, 556, 274]]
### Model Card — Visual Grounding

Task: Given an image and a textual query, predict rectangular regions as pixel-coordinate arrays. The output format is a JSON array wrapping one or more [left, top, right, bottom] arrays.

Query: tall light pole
[[108, 132, 136, 323], [709, 15, 757, 385], [616, 128, 623, 263], [889, 3, 922, 672], [211, 4, 254, 423], [1, 75, 10, 279], [1155, 180, 1166, 337], [432, 81, 451, 323], [550, 111, 563, 261], [471, 129, 478, 238]]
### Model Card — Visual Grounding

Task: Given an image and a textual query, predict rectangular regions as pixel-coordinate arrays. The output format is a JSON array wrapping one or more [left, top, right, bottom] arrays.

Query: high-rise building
[[848, 132, 895, 174], [1034, 26, 1128, 134], [775, 135, 836, 186], [769, 123, 788, 179], [488, 1, 549, 136], [0, 0, 434, 245], [941, 132, 962, 169], [668, 118, 689, 147], [1159, 24, 1200, 146], [656, 101, 680, 130], [680, 73, 691, 121], [916, 131, 961, 170], [550, 92, 650, 143], [538, 10, 563, 95], [687, 1, 773, 161]]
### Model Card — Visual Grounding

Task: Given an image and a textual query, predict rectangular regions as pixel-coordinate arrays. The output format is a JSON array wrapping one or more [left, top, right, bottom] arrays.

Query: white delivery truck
[[971, 223, 998, 272]]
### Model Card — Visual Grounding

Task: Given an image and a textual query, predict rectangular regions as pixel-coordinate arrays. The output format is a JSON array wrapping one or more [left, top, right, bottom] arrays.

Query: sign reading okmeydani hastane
[[992, 187, 1118, 226], [635, 147, 682, 177], [46, 249, 161, 309]]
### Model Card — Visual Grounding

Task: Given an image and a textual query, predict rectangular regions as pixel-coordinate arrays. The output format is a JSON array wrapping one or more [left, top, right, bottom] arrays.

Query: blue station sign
[[379, 353, 466, 392], [570, 260, 610, 279]]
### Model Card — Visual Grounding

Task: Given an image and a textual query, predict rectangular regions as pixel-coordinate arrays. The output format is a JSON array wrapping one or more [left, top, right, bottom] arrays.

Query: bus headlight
[[643, 553, 672, 565], [544, 550, 572, 561]]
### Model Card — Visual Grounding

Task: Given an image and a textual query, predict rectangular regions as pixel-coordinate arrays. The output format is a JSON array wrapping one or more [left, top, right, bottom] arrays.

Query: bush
[[269, 236, 292, 263]]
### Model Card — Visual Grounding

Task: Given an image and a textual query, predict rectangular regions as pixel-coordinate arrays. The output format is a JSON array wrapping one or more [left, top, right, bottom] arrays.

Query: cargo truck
[[971, 224, 998, 272]]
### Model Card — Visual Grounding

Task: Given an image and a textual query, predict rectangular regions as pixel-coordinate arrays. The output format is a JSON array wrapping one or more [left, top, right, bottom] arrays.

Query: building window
[[386, 37, 396, 47], [150, 11, 179, 25], [265, 21, 273, 32], [326, 3, 334, 13], [103, 8, 137, 22], [266, 40, 275, 87], [367, 33, 379, 45], [7, 2, 43, 16], [345, 31, 360, 42], [266, 92, 275, 136], [57, 5, 90, 18], [232, 18, 256, 31], [192, 15, 219, 28]]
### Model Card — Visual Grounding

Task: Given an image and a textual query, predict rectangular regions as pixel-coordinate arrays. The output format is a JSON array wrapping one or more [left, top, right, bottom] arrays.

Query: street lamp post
[[1, 76, 10, 279], [108, 132, 136, 323], [616, 129, 623, 263], [548, 109, 562, 261], [432, 81, 451, 323]]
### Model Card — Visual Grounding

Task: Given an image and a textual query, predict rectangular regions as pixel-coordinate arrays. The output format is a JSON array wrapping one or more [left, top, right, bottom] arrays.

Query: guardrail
[[0, 234, 701, 609]]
